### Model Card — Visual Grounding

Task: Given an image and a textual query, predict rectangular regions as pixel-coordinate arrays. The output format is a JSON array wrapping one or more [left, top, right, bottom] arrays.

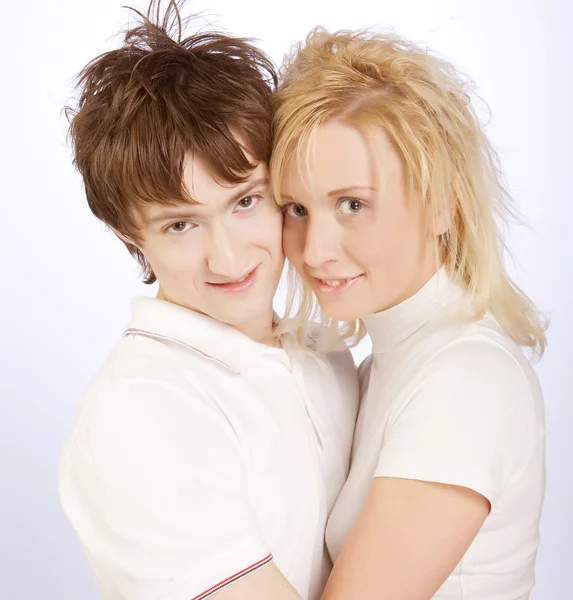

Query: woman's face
[[279, 120, 439, 321]]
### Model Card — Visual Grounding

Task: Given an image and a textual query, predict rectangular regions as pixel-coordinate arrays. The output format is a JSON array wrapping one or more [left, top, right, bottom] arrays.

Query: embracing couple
[[59, 2, 546, 599]]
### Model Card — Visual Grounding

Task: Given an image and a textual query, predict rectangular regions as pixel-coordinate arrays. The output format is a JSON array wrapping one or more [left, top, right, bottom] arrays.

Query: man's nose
[[206, 224, 243, 277]]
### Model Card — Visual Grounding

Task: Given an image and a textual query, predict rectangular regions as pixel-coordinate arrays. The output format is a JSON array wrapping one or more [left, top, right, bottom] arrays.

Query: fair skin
[[121, 151, 285, 345], [119, 143, 303, 599], [211, 563, 301, 600], [279, 120, 490, 600], [321, 478, 489, 600], [280, 120, 440, 321]]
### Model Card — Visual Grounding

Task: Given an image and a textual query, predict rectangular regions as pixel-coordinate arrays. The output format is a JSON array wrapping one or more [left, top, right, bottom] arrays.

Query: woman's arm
[[323, 340, 537, 600], [322, 477, 489, 600]]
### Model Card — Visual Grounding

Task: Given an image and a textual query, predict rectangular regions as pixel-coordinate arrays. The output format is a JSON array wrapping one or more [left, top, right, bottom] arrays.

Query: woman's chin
[[318, 303, 365, 323]]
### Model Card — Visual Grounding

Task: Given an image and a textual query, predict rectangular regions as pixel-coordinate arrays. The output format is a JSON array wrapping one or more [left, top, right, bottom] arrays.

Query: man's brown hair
[[67, 0, 277, 283]]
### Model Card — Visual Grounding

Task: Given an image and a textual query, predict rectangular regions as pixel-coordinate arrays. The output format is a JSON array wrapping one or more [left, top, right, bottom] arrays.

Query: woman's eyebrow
[[327, 185, 377, 196]]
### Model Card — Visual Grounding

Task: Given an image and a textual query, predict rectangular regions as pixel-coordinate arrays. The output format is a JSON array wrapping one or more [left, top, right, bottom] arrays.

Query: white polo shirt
[[326, 269, 545, 600], [59, 297, 358, 600]]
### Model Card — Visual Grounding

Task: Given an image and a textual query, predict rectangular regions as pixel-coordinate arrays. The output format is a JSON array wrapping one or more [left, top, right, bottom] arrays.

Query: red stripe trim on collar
[[122, 327, 240, 375]]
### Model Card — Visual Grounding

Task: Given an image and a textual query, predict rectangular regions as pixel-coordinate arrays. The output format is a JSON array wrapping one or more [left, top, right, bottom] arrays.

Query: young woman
[[271, 28, 546, 600]]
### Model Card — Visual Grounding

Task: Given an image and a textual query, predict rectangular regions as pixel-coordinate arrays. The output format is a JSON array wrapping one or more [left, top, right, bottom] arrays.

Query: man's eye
[[237, 195, 259, 209], [170, 221, 191, 233]]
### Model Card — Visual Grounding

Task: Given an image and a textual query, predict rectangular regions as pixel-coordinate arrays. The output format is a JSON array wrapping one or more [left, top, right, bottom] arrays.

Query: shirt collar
[[362, 267, 464, 355], [125, 296, 289, 374]]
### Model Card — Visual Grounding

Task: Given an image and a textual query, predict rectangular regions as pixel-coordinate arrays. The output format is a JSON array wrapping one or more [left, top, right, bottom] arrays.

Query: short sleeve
[[374, 340, 537, 506], [61, 378, 271, 600]]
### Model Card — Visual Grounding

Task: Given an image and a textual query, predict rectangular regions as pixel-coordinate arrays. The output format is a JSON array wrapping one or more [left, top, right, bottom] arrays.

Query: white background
[[1, 0, 571, 598]]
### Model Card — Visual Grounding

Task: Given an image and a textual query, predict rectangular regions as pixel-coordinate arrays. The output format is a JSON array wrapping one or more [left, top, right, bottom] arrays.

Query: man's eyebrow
[[147, 209, 200, 225], [146, 177, 270, 224], [224, 177, 270, 208]]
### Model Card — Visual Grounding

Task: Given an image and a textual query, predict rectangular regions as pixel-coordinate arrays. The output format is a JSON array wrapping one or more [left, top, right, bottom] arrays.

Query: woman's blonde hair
[[271, 27, 547, 357]]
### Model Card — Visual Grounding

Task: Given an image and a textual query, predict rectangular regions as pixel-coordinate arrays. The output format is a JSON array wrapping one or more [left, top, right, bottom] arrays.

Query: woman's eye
[[285, 203, 307, 218], [339, 198, 363, 214]]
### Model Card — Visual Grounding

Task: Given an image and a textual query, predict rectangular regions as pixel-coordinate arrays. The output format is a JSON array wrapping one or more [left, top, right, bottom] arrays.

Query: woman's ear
[[433, 195, 456, 237]]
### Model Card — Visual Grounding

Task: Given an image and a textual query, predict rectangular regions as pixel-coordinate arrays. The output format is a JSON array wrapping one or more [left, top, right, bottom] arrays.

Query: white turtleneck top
[[326, 269, 545, 600]]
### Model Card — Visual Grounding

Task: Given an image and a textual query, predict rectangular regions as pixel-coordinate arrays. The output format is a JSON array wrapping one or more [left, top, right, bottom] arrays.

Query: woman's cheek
[[282, 226, 304, 264]]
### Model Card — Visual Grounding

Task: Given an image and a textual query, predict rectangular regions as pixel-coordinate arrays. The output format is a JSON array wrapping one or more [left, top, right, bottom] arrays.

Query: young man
[[58, 3, 358, 600]]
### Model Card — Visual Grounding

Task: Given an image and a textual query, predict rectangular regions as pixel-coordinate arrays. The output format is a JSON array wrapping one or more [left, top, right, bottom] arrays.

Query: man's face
[[134, 152, 284, 336]]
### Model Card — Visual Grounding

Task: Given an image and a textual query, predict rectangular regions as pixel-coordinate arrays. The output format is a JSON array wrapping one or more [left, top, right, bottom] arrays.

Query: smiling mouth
[[207, 265, 259, 293], [312, 274, 363, 294]]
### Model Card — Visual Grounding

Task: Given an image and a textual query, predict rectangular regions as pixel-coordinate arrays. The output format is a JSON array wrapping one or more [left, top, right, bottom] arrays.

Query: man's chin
[[218, 304, 276, 336]]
